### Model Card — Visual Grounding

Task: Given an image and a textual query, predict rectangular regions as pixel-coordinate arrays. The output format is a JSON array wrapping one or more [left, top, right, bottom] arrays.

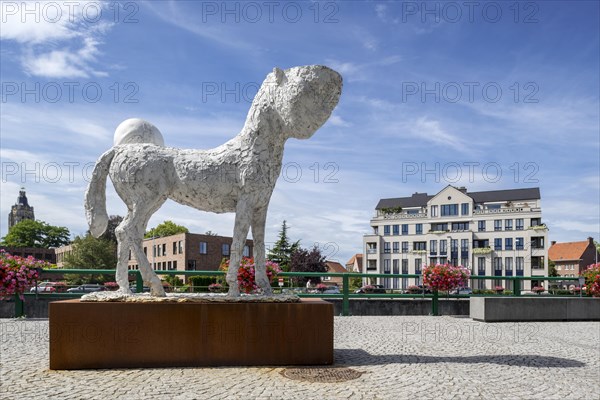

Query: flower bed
[[0, 250, 49, 299], [422, 263, 470, 292], [582, 263, 600, 297], [220, 257, 281, 294]]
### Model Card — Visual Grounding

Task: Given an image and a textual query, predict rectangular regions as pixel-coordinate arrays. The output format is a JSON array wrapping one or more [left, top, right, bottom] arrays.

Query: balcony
[[473, 207, 530, 215], [366, 249, 377, 254], [473, 247, 493, 255]]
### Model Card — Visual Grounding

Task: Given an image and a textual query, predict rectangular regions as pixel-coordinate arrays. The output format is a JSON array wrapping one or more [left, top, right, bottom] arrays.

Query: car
[[66, 284, 105, 293], [355, 284, 386, 294], [322, 286, 340, 294], [29, 282, 56, 293], [450, 287, 473, 295]]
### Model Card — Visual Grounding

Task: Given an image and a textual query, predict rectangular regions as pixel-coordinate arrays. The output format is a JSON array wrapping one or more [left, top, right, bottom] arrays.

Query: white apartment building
[[363, 185, 549, 291]]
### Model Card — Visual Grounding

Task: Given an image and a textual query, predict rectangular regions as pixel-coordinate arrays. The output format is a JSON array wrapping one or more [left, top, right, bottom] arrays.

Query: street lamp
[[578, 276, 585, 298]]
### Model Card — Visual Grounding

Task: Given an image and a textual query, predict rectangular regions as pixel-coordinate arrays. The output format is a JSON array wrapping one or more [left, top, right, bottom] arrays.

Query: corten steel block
[[49, 299, 333, 369]]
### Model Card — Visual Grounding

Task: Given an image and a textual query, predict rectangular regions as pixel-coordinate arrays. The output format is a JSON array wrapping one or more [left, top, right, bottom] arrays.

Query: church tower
[[8, 188, 35, 229]]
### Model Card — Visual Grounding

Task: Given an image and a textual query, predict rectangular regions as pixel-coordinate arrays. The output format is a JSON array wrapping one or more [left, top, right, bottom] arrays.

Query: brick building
[[322, 261, 348, 286], [0, 246, 56, 263], [127, 233, 253, 279], [549, 237, 599, 278]]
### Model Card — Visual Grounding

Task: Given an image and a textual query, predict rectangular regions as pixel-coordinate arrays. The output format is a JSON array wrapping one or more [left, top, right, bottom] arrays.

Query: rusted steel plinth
[[49, 298, 333, 369]]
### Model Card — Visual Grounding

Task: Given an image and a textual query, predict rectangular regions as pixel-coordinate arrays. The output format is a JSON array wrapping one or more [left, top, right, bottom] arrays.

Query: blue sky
[[1, 0, 599, 264]]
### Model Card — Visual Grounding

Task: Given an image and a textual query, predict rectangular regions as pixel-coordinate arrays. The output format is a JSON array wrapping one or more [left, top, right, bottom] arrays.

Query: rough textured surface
[[80, 292, 300, 303], [2, 316, 599, 399], [84, 65, 342, 297]]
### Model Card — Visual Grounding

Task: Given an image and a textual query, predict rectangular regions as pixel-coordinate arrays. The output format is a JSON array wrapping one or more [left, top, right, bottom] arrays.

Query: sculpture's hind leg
[[252, 206, 273, 295], [129, 200, 167, 296], [227, 200, 252, 296], [114, 221, 133, 295]]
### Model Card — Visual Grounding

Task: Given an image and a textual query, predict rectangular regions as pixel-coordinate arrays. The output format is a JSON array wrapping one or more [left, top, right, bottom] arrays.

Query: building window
[[494, 220, 502, 231], [414, 241, 426, 251], [431, 223, 448, 232], [494, 238, 502, 251], [431, 205, 438, 217], [416, 224, 423, 235], [384, 242, 391, 254], [222, 243, 230, 256], [461, 258, 469, 268], [392, 225, 399, 235], [384, 225, 390, 236], [173, 242, 177, 255], [199, 242, 207, 254], [451, 222, 469, 231], [243, 245, 250, 257], [493, 257, 502, 276], [441, 204, 458, 216], [187, 260, 196, 271], [505, 238, 513, 251], [516, 257, 524, 276], [461, 239, 469, 258], [401, 224, 408, 235], [531, 218, 541, 227], [402, 259, 409, 289], [373, 226, 379, 235], [478, 257, 486, 274], [384, 259, 390, 273], [478, 221, 486, 232], [461, 203, 469, 215], [173, 260, 177, 270], [429, 240, 437, 255], [516, 237, 524, 250], [505, 219, 513, 231], [162, 243, 166, 256], [393, 259, 399, 274], [415, 259, 422, 274], [531, 237, 545, 249], [516, 219, 524, 230], [393, 242, 400, 253], [440, 240, 447, 255], [367, 260, 377, 271], [505, 257, 513, 276], [402, 241, 409, 253]]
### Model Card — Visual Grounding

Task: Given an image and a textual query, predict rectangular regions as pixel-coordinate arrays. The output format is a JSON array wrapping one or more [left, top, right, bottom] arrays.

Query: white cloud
[[1, 1, 112, 78]]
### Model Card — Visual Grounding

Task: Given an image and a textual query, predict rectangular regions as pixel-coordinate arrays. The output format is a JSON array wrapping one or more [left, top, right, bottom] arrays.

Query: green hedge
[[187, 276, 220, 292]]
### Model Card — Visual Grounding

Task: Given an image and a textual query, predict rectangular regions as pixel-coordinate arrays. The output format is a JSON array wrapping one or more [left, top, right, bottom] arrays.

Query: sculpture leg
[[227, 201, 251, 297], [120, 203, 166, 296], [252, 207, 273, 296], [114, 219, 134, 295]]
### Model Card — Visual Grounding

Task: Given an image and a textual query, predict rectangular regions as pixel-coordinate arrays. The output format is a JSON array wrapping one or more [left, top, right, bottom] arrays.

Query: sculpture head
[[254, 65, 342, 140]]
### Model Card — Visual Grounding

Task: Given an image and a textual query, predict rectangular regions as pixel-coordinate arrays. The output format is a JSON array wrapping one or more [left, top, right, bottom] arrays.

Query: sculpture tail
[[85, 148, 115, 238]]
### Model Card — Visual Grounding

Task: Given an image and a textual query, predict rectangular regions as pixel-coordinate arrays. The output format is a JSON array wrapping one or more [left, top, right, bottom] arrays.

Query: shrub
[[531, 286, 545, 294], [422, 263, 470, 292], [0, 250, 48, 299], [187, 276, 219, 292], [582, 263, 600, 297], [220, 257, 281, 294]]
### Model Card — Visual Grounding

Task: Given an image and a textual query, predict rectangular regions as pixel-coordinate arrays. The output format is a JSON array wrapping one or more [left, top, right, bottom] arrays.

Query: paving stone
[[0, 317, 599, 399]]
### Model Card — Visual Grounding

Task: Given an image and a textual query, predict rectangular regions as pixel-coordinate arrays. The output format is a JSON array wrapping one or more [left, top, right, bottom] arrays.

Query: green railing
[[10, 269, 588, 317]]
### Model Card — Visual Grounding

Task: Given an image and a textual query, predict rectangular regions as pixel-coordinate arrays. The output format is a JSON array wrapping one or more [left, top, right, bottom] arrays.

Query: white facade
[[363, 186, 549, 291]]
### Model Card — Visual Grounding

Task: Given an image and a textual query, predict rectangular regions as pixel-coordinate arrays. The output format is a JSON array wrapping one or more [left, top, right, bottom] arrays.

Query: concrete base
[[470, 297, 600, 322], [49, 298, 333, 369]]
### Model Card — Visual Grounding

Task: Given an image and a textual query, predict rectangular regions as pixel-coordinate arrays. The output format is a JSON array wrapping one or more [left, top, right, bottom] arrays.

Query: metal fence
[[9, 269, 588, 317]]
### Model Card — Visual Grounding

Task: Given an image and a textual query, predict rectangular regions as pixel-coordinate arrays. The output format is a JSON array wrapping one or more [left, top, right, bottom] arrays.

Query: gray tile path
[[1, 316, 599, 399]]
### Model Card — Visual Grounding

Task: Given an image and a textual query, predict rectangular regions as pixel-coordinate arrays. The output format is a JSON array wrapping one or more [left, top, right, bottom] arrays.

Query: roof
[[346, 253, 363, 266], [376, 187, 540, 209], [549, 241, 591, 261], [325, 261, 348, 273]]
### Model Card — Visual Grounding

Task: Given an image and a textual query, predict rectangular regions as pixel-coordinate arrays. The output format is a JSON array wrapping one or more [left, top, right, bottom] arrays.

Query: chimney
[[457, 186, 467, 193], [551, 241, 557, 246], [588, 237, 594, 245]]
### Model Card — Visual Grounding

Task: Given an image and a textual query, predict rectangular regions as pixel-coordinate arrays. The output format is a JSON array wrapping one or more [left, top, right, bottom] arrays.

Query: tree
[[289, 245, 327, 286], [1, 219, 70, 248], [548, 260, 558, 277], [63, 234, 117, 284], [267, 220, 300, 271], [145, 220, 189, 238]]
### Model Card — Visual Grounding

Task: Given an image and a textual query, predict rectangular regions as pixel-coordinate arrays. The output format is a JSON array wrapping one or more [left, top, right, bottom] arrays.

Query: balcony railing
[[366, 249, 377, 254]]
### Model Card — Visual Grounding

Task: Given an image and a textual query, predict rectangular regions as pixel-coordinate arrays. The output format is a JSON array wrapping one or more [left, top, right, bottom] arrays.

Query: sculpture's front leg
[[227, 200, 252, 297]]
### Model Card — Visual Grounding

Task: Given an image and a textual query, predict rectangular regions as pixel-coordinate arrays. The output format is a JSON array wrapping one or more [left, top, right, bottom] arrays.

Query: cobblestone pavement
[[1, 316, 599, 400]]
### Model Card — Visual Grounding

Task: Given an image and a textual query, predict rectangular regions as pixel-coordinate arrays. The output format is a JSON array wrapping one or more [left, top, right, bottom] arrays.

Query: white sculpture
[[85, 65, 342, 297]]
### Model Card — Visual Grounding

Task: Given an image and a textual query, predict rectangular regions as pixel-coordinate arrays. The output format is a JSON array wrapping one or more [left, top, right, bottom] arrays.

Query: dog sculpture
[[85, 65, 342, 296]]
